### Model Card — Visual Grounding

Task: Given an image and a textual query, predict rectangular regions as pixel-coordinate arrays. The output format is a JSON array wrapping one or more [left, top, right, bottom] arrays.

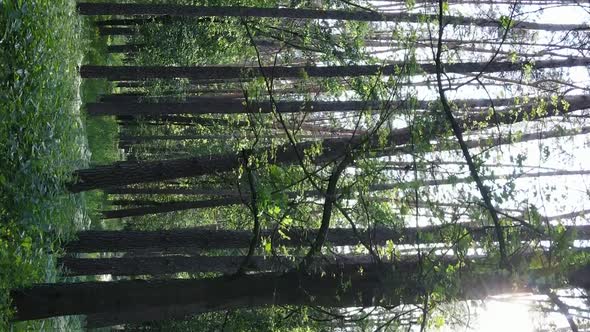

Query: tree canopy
[[8, 0, 590, 330]]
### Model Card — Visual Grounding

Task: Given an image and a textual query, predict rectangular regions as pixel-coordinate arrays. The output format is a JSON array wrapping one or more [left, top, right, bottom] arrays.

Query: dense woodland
[[7, 0, 590, 330]]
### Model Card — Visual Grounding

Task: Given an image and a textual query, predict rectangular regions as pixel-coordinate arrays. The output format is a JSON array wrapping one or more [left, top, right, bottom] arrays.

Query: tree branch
[[236, 150, 261, 276], [434, 0, 509, 269], [545, 289, 579, 332]]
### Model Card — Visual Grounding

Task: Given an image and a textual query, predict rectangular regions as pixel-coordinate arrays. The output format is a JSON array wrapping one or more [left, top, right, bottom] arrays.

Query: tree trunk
[[107, 44, 144, 53], [95, 18, 159, 26], [107, 83, 322, 96], [569, 264, 590, 291], [99, 27, 136, 36], [106, 168, 590, 209], [67, 139, 317, 192], [63, 224, 590, 254], [100, 93, 146, 103], [12, 263, 518, 323], [114, 81, 144, 88], [105, 187, 238, 196], [59, 255, 382, 276], [76, 3, 586, 31], [11, 268, 390, 321], [115, 114, 248, 127], [101, 197, 243, 219], [118, 134, 251, 144], [110, 199, 165, 206], [59, 255, 293, 276], [68, 94, 590, 192], [87, 100, 381, 116], [79, 58, 590, 81], [86, 96, 518, 116], [79, 264, 547, 327]]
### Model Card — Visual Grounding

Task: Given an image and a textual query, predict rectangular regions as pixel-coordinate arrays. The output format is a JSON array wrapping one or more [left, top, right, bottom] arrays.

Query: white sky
[[362, 2, 590, 331]]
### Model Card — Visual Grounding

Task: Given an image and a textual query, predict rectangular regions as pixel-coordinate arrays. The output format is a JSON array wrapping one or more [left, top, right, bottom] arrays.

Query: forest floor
[[0, 1, 119, 330]]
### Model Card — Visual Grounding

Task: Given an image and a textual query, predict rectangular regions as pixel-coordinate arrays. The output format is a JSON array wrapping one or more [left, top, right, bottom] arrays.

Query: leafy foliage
[[0, 1, 115, 328]]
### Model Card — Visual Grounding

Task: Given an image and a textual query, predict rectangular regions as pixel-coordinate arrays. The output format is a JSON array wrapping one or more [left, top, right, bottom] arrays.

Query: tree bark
[[99, 27, 136, 36], [67, 140, 317, 192], [59, 255, 295, 276], [568, 264, 590, 291], [76, 3, 587, 31], [79, 58, 590, 81], [68, 94, 590, 192], [64, 224, 590, 253], [86, 96, 518, 116], [107, 44, 144, 53], [104, 169, 590, 212], [59, 254, 388, 276], [116, 114, 248, 127], [95, 18, 159, 26], [88, 100, 382, 116], [102, 197, 243, 219], [118, 134, 267, 144], [105, 187, 238, 196], [10, 268, 389, 321], [12, 264, 518, 323]]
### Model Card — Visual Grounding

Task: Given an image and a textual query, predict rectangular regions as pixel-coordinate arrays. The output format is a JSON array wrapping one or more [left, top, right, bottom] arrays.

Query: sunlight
[[476, 297, 534, 332]]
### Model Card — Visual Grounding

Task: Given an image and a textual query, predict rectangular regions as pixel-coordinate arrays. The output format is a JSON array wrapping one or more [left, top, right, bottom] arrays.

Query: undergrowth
[[0, 0, 119, 330]]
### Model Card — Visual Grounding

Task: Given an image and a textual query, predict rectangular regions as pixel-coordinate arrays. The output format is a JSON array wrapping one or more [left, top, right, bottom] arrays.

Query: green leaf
[[278, 229, 291, 240]]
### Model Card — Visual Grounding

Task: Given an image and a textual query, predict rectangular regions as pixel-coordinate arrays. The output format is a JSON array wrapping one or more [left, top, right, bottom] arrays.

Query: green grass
[[79, 14, 123, 232], [0, 1, 113, 330], [80, 15, 121, 168], [0, 0, 124, 328]]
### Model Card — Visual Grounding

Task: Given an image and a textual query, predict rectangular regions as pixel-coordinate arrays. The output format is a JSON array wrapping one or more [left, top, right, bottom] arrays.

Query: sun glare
[[476, 298, 534, 332]]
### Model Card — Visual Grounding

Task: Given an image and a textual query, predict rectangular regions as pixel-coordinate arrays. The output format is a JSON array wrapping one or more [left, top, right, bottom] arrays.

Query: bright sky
[[364, 1, 590, 331], [256, 2, 589, 329], [355, 1, 590, 219]]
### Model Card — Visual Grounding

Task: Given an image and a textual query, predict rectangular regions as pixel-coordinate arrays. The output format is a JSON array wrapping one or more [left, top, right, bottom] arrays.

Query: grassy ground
[[0, 0, 119, 330]]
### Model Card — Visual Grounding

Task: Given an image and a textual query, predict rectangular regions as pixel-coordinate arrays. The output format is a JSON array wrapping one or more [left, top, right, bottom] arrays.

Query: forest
[[1, 0, 590, 331]]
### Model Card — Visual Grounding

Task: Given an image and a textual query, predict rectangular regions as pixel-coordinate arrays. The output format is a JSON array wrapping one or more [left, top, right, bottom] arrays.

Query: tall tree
[[12, 263, 521, 322], [87, 96, 530, 116], [60, 255, 378, 276], [76, 3, 587, 31], [64, 224, 590, 253], [101, 197, 242, 219], [80, 58, 590, 81], [102, 169, 590, 218], [68, 94, 590, 192]]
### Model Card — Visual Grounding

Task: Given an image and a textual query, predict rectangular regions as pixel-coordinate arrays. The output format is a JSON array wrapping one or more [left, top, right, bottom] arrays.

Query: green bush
[[0, 0, 87, 327]]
